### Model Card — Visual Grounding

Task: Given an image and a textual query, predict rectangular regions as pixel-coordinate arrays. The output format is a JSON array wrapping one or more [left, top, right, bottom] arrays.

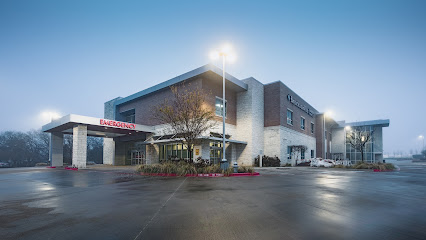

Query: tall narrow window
[[287, 146, 292, 159], [215, 97, 227, 117], [311, 122, 314, 134], [301, 149, 305, 159], [311, 150, 314, 158], [301, 117, 305, 130], [287, 109, 293, 125]]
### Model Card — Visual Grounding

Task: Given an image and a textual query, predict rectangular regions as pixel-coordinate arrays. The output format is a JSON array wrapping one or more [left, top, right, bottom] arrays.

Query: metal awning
[[141, 135, 247, 145]]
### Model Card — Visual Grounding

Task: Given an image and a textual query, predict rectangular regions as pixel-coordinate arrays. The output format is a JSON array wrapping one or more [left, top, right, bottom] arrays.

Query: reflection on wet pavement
[[0, 161, 425, 240]]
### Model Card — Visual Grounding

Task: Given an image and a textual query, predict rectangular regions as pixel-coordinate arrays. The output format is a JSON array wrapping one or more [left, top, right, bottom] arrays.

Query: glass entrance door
[[131, 151, 144, 165], [209, 141, 223, 165]]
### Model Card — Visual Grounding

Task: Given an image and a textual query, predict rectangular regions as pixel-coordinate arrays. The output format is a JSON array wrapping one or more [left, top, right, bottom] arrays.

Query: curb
[[65, 167, 78, 171], [139, 172, 260, 177], [373, 169, 394, 172]]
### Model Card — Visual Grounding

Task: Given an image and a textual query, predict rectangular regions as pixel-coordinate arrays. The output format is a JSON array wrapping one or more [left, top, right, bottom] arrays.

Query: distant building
[[42, 64, 390, 168]]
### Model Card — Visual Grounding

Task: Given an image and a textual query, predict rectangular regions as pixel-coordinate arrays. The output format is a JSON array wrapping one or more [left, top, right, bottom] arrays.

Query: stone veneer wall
[[104, 97, 122, 120], [72, 125, 87, 168], [264, 125, 316, 165], [146, 144, 159, 164], [236, 78, 265, 166], [103, 138, 115, 165], [263, 126, 282, 160]]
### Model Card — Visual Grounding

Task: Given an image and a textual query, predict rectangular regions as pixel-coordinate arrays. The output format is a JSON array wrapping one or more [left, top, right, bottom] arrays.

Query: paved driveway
[[1, 161, 426, 240]]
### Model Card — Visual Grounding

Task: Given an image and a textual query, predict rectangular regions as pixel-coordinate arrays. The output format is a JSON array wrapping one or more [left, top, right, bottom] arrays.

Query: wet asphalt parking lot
[[1, 160, 426, 240]]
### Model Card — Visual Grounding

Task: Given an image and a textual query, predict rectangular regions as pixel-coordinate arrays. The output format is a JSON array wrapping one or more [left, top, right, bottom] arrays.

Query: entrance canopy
[[42, 114, 154, 137]]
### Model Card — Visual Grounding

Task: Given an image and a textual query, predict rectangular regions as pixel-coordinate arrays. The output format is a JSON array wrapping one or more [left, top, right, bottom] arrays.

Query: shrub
[[254, 155, 280, 167], [136, 162, 254, 176], [351, 162, 395, 170], [238, 166, 254, 173]]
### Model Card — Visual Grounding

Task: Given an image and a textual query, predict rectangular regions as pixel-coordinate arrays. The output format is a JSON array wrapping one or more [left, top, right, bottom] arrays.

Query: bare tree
[[346, 127, 373, 162], [152, 82, 216, 161]]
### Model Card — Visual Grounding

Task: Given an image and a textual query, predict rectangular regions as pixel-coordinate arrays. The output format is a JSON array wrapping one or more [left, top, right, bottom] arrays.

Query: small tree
[[152, 82, 216, 161], [346, 127, 373, 162]]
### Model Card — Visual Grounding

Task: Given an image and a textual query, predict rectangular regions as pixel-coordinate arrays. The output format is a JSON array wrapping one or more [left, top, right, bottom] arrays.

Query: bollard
[[233, 162, 238, 173]]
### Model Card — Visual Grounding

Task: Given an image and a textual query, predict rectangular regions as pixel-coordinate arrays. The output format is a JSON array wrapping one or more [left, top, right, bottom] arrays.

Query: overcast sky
[[1, 0, 425, 155]]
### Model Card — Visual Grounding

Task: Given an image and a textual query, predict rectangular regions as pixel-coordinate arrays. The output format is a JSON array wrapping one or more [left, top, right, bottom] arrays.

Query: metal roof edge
[[114, 64, 248, 106], [334, 119, 390, 128]]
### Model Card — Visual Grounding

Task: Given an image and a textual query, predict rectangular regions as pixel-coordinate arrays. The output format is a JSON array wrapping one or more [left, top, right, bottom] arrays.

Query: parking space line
[[133, 177, 187, 240]]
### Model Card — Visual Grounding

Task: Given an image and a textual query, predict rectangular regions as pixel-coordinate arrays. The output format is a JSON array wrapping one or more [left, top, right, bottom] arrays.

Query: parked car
[[0, 162, 10, 168], [310, 158, 335, 168]]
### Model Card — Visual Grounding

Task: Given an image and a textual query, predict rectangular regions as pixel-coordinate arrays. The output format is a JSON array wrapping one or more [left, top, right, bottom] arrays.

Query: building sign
[[195, 149, 200, 155], [287, 94, 315, 117], [100, 119, 136, 129]]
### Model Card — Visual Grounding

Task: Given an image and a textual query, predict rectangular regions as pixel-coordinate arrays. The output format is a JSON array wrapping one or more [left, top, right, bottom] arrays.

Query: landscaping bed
[[136, 162, 257, 177], [334, 162, 396, 171]]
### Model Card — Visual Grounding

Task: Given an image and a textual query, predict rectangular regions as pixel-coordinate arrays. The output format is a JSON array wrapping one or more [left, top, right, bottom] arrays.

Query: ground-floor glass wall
[[159, 143, 192, 161], [345, 125, 376, 163]]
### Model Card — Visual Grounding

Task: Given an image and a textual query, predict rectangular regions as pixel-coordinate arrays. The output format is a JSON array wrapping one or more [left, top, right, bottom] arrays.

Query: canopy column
[[72, 124, 87, 168], [50, 132, 63, 167], [103, 138, 115, 165]]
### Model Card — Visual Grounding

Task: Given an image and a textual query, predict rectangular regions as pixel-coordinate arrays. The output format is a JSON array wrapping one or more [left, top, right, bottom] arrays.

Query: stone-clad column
[[236, 78, 265, 166], [103, 138, 115, 165], [72, 125, 87, 168], [146, 144, 159, 164], [50, 132, 63, 167]]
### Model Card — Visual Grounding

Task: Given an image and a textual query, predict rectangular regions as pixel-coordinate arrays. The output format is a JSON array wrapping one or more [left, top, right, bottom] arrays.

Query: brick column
[[72, 125, 87, 168], [103, 138, 115, 165], [50, 132, 63, 167]]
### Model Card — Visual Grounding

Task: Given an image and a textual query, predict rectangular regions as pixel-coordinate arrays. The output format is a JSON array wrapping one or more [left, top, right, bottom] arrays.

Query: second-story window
[[287, 109, 293, 125], [301, 117, 305, 130], [125, 113, 135, 123], [311, 122, 314, 134], [215, 97, 227, 117]]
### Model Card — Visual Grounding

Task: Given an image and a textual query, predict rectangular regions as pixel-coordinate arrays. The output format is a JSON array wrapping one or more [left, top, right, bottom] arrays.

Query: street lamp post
[[323, 114, 326, 159], [210, 44, 235, 170], [323, 111, 332, 159], [221, 52, 228, 170]]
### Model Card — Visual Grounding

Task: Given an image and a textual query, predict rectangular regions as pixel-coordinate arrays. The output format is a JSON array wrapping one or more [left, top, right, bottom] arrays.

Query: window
[[311, 150, 314, 158], [301, 117, 305, 130], [159, 143, 192, 161], [120, 109, 135, 123], [311, 122, 314, 134], [215, 97, 227, 117], [325, 130, 327, 140], [287, 146, 292, 159], [287, 109, 293, 125], [125, 114, 135, 123], [301, 149, 305, 159]]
